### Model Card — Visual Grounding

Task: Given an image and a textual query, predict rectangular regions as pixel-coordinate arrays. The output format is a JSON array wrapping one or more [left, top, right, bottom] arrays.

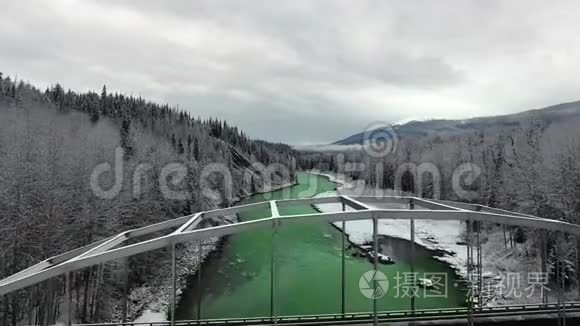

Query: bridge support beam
[[541, 230, 548, 305], [410, 198, 416, 320], [556, 231, 561, 326], [372, 216, 378, 326], [466, 220, 474, 326], [556, 231, 567, 326], [270, 221, 278, 325], [65, 272, 72, 326], [197, 241, 202, 323], [576, 235, 580, 300], [171, 243, 176, 326], [341, 202, 346, 317], [476, 219, 482, 310], [122, 255, 129, 323]]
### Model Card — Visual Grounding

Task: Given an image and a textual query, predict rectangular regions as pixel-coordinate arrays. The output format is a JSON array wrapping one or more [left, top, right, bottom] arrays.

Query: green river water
[[175, 172, 466, 319]]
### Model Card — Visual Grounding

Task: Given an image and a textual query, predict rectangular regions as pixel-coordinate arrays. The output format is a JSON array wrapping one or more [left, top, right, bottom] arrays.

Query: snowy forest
[[299, 114, 580, 223], [0, 73, 296, 325], [299, 109, 580, 301]]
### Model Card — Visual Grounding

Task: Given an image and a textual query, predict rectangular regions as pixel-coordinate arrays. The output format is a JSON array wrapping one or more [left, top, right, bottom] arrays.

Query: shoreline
[[133, 177, 299, 323], [306, 170, 351, 191], [309, 170, 572, 306], [308, 170, 469, 276]]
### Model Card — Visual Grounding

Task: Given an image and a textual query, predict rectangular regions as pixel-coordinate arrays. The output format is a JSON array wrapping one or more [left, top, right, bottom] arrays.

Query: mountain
[[334, 100, 580, 145]]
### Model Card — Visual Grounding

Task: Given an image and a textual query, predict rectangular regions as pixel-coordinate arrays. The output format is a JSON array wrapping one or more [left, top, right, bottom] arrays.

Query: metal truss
[[2, 195, 580, 326], [1, 195, 579, 296]]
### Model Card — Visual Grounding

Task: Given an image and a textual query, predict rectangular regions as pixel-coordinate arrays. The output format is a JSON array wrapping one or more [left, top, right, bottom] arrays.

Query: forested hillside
[[303, 113, 580, 222], [301, 111, 580, 298], [301, 111, 580, 233], [0, 73, 296, 324]]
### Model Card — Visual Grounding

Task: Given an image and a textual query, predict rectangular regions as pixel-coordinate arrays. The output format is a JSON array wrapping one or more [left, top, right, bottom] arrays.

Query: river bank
[[132, 179, 298, 323], [307, 170, 471, 277], [308, 170, 579, 306]]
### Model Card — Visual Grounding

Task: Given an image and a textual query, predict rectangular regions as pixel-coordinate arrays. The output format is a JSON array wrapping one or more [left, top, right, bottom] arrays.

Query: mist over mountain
[[334, 100, 580, 145]]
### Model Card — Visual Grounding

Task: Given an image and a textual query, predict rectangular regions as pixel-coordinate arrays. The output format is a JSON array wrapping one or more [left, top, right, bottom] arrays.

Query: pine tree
[[100, 85, 108, 116], [193, 137, 200, 161], [186, 135, 193, 159], [251, 175, 257, 193], [90, 104, 100, 123], [120, 119, 134, 157], [177, 139, 184, 154]]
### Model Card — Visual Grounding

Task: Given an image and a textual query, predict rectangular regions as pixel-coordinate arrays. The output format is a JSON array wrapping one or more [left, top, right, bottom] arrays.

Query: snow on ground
[[128, 238, 219, 323], [307, 170, 353, 190], [314, 192, 468, 277], [308, 170, 469, 278], [133, 310, 166, 323]]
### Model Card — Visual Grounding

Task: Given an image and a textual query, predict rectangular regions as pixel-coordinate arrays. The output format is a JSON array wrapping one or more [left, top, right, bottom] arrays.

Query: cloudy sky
[[2, 0, 580, 144]]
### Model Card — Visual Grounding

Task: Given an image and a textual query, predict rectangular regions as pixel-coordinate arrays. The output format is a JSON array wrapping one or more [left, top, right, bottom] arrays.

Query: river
[[175, 172, 466, 319]]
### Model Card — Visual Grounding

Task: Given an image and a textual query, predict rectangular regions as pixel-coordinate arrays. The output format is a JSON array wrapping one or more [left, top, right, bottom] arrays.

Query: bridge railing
[[72, 302, 580, 326]]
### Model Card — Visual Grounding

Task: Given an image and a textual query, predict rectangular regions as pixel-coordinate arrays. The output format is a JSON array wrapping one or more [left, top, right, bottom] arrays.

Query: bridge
[[1, 195, 579, 325]]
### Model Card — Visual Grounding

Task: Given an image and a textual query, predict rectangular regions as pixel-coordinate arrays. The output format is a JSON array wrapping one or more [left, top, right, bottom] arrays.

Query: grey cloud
[[98, 0, 464, 89], [2, 0, 580, 144]]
